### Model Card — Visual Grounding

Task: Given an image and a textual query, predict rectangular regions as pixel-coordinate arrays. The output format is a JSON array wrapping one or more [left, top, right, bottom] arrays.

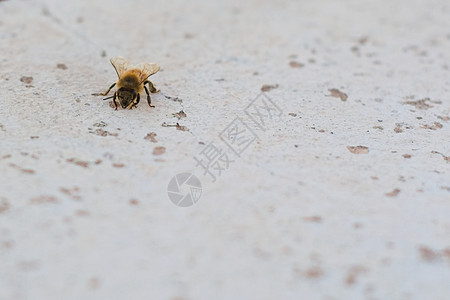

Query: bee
[[93, 56, 160, 110]]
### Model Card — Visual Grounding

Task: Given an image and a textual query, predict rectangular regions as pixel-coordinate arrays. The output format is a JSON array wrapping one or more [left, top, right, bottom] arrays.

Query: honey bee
[[93, 56, 160, 110]]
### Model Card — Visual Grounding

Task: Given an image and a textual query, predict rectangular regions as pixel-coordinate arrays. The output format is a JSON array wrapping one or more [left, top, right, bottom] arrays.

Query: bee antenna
[[103, 95, 114, 100]]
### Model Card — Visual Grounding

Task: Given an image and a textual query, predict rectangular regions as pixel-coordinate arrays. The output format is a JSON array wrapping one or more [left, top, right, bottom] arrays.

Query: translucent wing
[[110, 56, 130, 78], [135, 62, 160, 83]]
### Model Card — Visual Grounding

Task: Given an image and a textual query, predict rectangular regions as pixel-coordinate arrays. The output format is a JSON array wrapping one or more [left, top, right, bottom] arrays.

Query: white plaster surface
[[1, 0, 450, 299]]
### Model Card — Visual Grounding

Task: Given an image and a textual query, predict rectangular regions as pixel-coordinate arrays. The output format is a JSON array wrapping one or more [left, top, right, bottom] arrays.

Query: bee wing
[[110, 56, 131, 78], [135, 62, 160, 84]]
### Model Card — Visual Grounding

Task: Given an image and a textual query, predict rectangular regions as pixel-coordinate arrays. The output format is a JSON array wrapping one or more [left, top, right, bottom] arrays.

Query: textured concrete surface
[[1, 0, 450, 299]]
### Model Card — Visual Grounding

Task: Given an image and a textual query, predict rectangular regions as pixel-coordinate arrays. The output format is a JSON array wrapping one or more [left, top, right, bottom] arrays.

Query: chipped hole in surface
[[328, 88, 348, 101]]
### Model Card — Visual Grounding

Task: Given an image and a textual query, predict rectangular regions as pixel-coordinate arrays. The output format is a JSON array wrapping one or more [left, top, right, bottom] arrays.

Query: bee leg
[[131, 94, 140, 109], [144, 85, 155, 108], [103, 82, 116, 95], [92, 82, 116, 96], [134, 94, 140, 107], [144, 80, 160, 93], [113, 93, 118, 110]]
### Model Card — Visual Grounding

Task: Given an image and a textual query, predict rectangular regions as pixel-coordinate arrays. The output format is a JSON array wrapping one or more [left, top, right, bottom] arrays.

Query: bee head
[[116, 88, 137, 109]]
